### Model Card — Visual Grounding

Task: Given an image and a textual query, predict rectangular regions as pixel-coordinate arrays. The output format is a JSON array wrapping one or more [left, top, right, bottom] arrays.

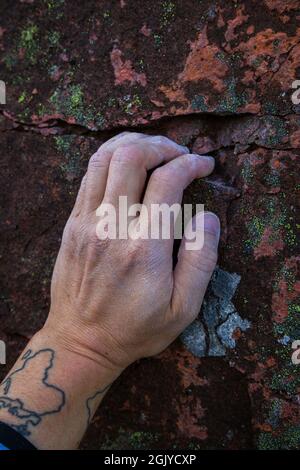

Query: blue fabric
[[0, 442, 9, 450], [0, 422, 36, 450]]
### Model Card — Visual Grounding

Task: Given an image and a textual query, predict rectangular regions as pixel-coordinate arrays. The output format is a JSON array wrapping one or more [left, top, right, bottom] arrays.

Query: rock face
[[0, 0, 299, 450]]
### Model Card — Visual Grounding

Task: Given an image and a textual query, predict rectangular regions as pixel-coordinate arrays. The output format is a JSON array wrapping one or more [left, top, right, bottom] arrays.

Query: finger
[[143, 154, 214, 208], [171, 212, 220, 330], [103, 136, 189, 208], [77, 132, 148, 215], [70, 174, 87, 218]]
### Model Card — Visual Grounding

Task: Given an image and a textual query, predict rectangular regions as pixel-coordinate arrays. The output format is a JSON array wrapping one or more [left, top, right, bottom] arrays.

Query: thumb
[[171, 211, 220, 327]]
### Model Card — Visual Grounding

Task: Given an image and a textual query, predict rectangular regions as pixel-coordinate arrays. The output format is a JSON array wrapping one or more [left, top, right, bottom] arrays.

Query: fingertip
[[203, 211, 220, 240], [184, 154, 215, 178], [195, 154, 215, 175]]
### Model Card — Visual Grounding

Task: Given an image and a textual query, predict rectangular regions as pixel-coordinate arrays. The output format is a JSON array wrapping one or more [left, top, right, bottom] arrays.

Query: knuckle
[[62, 219, 88, 254], [149, 134, 170, 145], [88, 226, 111, 252], [71, 220, 88, 239], [119, 240, 146, 272], [126, 241, 141, 263], [62, 219, 76, 240], [112, 144, 142, 165], [149, 134, 188, 153], [114, 131, 131, 138], [88, 149, 110, 169], [102, 132, 145, 149], [80, 173, 87, 188], [120, 131, 145, 139], [151, 167, 173, 187]]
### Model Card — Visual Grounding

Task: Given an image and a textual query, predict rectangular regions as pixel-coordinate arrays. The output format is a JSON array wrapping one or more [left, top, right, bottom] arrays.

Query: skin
[[0, 132, 220, 449]]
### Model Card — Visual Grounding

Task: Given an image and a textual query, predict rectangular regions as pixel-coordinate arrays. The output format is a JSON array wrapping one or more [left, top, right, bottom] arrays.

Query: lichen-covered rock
[[0, 0, 299, 450], [1, 0, 299, 130]]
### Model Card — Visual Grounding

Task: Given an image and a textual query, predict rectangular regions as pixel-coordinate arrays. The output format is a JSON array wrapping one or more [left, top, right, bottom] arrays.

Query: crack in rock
[[180, 267, 251, 357]]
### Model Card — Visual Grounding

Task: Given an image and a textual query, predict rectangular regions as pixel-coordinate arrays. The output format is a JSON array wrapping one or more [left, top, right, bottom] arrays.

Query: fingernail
[[203, 212, 220, 240], [195, 154, 215, 164]]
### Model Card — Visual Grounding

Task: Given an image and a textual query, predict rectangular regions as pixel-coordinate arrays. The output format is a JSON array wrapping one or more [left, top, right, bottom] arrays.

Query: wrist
[[0, 326, 123, 448], [34, 325, 124, 386]]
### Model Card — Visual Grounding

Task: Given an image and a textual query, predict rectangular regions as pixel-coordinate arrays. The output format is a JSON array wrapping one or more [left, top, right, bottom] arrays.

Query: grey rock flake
[[180, 267, 251, 357]]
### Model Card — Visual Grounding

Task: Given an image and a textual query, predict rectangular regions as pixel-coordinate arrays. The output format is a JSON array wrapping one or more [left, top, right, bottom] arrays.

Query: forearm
[[0, 327, 122, 449]]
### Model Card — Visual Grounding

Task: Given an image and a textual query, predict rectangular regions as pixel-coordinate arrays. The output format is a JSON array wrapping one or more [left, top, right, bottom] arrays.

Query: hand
[[45, 132, 220, 373], [0, 132, 220, 449]]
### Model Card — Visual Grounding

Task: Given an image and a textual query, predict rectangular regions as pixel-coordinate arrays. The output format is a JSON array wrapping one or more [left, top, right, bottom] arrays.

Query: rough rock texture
[[0, 0, 299, 450], [181, 267, 251, 357]]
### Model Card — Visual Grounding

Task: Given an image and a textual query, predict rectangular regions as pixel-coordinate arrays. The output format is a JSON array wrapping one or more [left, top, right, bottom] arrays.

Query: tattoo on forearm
[[86, 384, 110, 426], [0, 348, 66, 437]]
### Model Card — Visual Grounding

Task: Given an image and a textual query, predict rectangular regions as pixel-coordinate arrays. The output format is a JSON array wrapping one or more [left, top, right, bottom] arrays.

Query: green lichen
[[261, 116, 288, 147], [54, 135, 71, 153], [36, 102, 48, 117], [17, 107, 31, 120], [241, 159, 254, 184], [270, 334, 300, 397], [49, 84, 106, 128], [264, 171, 280, 188], [55, 135, 81, 179], [100, 428, 159, 450], [244, 197, 297, 252], [137, 58, 145, 72], [273, 38, 281, 49], [153, 34, 162, 49], [48, 31, 60, 47], [128, 431, 159, 449], [18, 24, 39, 64], [107, 97, 117, 107], [258, 425, 300, 450], [217, 79, 248, 114], [50, 84, 85, 122], [283, 221, 297, 247], [266, 398, 282, 428], [122, 94, 142, 115], [191, 95, 208, 112], [45, 0, 65, 18], [11, 74, 28, 86], [274, 265, 296, 293], [4, 16, 63, 78], [18, 91, 27, 104], [69, 85, 84, 111], [271, 261, 300, 395], [187, 442, 202, 450], [160, 1, 176, 26], [251, 56, 264, 69], [3, 54, 17, 70], [244, 215, 266, 251], [45, 0, 64, 9], [263, 101, 281, 115], [274, 301, 300, 340], [217, 51, 243, 68]]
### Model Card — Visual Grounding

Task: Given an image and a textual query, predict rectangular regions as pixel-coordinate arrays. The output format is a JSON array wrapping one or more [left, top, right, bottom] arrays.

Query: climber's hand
[[46, 132, 220, 372], [0, 132, 220, 449]]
